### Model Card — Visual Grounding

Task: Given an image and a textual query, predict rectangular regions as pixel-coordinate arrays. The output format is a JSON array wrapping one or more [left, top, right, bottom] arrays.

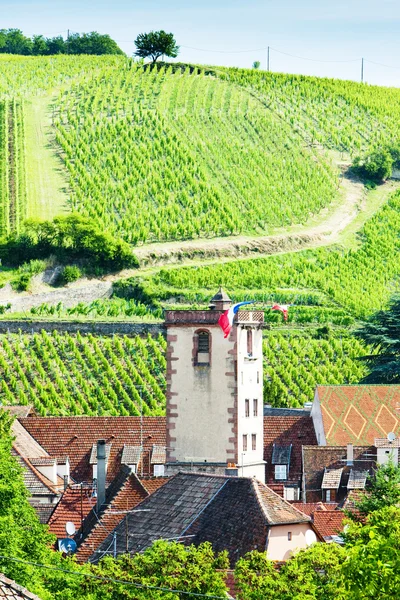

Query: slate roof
[[264, 416, 317, 485], [302, 445, 376, 503], [347, 470, 368, 489], [321, 468, 343, 490], [93, 473, 310, 566], [312, 511, 347, 541], [0, 573, 42, 599], [121, 445, 142, 465], [264, 407, 312, 417], [315, 385, 400, 445], [271, 444, 292, 465], [19, 417, 167, 481]]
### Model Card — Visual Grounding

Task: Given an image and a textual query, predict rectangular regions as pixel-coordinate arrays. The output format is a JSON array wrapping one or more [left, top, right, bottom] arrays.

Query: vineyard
[[0, 329, 367, 415]]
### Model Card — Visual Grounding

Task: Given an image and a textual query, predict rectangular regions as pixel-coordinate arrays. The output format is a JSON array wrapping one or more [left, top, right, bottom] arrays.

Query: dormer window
[[195, 330, 210, 365]]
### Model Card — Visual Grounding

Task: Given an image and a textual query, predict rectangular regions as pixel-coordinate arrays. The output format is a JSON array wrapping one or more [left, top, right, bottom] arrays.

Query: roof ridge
[[13, 448, 60, 495], [253, 479, 311, 525]]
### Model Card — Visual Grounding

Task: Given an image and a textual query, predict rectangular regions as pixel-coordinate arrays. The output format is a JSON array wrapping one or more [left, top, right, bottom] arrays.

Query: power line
[[0, 555, 228, 599], [364, 58, 400, 71], [269, 46, 361, 64]]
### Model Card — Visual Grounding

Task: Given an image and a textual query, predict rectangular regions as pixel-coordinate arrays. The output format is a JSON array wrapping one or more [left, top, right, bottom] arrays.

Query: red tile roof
[[312, 511, 347, 540], [19, 417, 166, 482], [264, 416, 317, 485], [292, 502, 337, 517], [76, 473, 168, 564], [316, 385, 400, 445], [48, 485, 96, 538], [0, 573, 42, 600]]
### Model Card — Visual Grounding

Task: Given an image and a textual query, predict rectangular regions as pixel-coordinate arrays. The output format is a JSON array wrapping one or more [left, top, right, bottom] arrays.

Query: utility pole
[[267, 46, 270, 72], [361, 57, 364, 83]]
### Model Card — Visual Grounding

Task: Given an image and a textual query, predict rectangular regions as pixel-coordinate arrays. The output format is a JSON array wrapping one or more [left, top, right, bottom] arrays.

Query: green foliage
[[353, 149, 393, 182], [10, 259, 47, 291], [59, 264, 82, 284], [134, 30, 179, 62], [0, 29, 123, 56], [351, 462, 400, 517], [0, 214, 138, 271], [235, 544, 346, 600], [343, 506, 400, 600], [252, 61, 260, 69], [354, 294, 400, 383]]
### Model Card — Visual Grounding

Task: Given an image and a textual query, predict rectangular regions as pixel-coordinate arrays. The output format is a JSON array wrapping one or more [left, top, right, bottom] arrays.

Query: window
[[247, 329, 253, 355], [196, 331, 210, 365], [253, 398, 258, 417], [245, 399, 250, 417], [325, 490, 331, 502], [274, 465, 287, 480], [243, 434, 248, 452], [288, 532, 292, 541], [153, 464, 165, 477], [252, 434, 257, 451]]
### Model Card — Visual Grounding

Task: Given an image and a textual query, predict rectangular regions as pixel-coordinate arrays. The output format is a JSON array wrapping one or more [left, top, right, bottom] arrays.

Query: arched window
[[195, 330, 211, 365]]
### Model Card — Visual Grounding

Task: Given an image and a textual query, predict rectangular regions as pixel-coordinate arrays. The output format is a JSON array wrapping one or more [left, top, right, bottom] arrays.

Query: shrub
[[60, 265, 82, 284], [353, 149, 393, 182]]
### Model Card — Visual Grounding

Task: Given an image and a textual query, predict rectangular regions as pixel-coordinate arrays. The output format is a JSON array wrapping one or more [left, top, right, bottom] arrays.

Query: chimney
[[346, 444, 354, 466], [96, 440, 106, 512]]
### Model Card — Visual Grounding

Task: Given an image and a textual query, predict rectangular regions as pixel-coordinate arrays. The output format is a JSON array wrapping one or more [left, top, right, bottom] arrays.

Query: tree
[[46, 35, 66, 54], [343, 506, 400, 600], [354, 295, 400, 383], [0, 29, 32, 54], [134, 30, 179, 63], [352, 149, 393, 182], [349, 462, 400, 518], [66, 32, 123, 55], [31, 34, 48, 55], [252, 61, 260, 69]]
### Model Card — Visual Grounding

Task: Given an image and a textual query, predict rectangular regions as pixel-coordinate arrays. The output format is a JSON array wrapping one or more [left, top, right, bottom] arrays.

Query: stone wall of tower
[[165, 310, 238, 468]]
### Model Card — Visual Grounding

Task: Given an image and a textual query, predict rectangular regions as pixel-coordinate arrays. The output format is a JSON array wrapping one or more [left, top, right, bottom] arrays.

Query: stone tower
[[165, 289, 265, 482]]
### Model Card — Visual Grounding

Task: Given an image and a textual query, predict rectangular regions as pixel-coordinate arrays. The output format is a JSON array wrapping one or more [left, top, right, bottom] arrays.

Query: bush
[[12, 272, 31, 291], [60, 265, 82, 284], [0, 214, 139, 271], [353, 149, 393, 182]]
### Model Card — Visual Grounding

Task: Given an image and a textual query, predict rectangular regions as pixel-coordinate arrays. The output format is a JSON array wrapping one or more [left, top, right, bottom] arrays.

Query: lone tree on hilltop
[[134, 30, 179, 63], [354, 294, 400, 383]]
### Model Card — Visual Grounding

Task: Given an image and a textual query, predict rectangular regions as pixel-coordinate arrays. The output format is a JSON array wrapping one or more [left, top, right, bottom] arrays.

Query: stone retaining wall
[[0, 320, 165, 336]]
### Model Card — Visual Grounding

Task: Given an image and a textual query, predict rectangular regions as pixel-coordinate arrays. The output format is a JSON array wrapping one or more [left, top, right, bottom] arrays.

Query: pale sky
[[2, 0, 400, 86]]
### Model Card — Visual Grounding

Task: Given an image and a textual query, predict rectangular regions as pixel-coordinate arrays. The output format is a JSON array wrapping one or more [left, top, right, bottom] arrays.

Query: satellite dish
[[58, 538, 77, 554], [65, 521, 76, 536], [305, 529, 317, 547], [387, 432, 396, 442]]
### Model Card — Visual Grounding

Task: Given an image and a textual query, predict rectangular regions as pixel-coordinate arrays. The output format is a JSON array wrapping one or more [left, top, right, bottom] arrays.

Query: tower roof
[[210, 287, 231, 303]]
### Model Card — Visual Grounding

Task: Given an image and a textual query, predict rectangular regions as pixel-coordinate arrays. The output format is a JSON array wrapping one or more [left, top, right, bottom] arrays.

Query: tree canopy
[[354, 294, 400, 383], [0, 29, 123, 55], [134, 30, 179, 63]]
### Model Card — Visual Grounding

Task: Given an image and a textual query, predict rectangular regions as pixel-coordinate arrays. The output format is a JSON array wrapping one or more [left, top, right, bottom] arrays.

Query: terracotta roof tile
[[48, 485, 95, 538], [312, 511, 347, 540], [291, 502, 336, 516], [151, 445, 166, 464], [316, 385, 400, 445], [19, 416, 167, 482], [89, 443, 112, 465], [0, 573, 42, 599], [121, 445, 142, 465], [321, 468, 343, 490]]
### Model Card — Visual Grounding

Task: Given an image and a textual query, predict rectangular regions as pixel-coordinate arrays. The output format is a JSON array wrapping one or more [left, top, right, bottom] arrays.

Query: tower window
[[195, 331, 210, 365], [253, 398, 258, 417], [245, 399, 250, 418], [243, 434, 248, 452], [247, 329, 253, 356], [252, 434, 257, 451]]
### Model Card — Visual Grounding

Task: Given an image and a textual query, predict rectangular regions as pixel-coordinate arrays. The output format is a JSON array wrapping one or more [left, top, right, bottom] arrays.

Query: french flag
[[218, 301, 254, 338]]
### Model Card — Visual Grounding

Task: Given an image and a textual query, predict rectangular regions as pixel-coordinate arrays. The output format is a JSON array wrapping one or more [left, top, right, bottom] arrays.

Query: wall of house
[[267, 523, 313, 561], [236, 324, 265, 481], [310, 390, 326, 445], [166, 320, 237, 466]]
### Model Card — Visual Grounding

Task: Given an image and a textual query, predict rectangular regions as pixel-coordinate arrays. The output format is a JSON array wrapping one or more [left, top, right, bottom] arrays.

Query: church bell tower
[[165, 289, 265, 482]]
